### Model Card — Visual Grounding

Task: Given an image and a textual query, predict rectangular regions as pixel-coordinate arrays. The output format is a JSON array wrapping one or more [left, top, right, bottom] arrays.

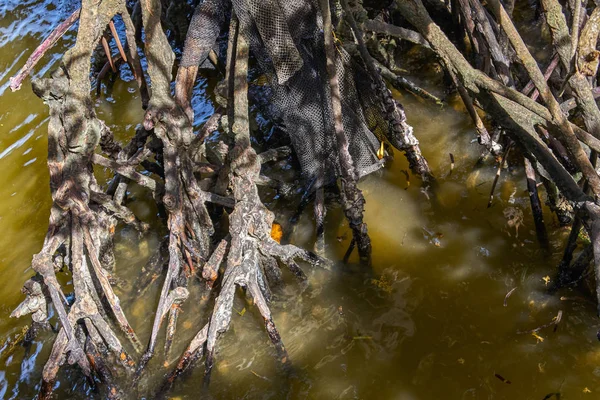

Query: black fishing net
[[231, 0, 382, 189]]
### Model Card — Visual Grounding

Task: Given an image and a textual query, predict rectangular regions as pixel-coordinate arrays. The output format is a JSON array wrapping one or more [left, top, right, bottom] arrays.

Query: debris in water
[[543, 276, 551, 286], [532, 332, 545, 343], [250, 370, 271, 382], [583, 387, 592, 393], [421, 227, 442, 247], [503, 207, 524, 237], [336, 232, 348, 242], [504, 287, 517, 307], [371, 275, 393, 293], [457, 358, 465, 364], [477, 246, 490, 257], [494, 373, 512, 384], [518, 310, 562, 335], [541, 393, 560, 400], [560, 296, 595, 305]]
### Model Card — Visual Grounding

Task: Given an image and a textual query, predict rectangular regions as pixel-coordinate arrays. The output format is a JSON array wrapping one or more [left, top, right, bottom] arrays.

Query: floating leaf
[[532, 332, 544, 343], [543, 276, 550, 286]]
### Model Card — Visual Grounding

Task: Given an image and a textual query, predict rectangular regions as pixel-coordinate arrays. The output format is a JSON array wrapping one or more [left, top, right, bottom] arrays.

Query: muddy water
[[1, 1, 600, 399]]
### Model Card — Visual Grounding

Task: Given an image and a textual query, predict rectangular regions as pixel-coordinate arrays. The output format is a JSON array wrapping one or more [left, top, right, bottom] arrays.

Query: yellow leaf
[[584, 387, 592, 393], [543, 276, 550, 286], [377, 141, 385, 160]]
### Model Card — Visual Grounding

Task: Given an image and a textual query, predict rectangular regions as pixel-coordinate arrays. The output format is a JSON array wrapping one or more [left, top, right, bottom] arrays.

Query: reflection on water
[[1, 1, 599, 399]]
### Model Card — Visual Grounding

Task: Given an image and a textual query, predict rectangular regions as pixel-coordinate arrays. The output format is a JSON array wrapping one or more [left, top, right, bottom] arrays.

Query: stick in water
[[10, 8, 80, 91]]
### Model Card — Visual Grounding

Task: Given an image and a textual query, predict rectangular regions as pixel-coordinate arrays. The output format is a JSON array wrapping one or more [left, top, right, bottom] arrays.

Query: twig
[[521, 54, 559, 99], [101, 35, 116, 73], [524, 157, 549, 249], [372, 57, 443, 105], [503, 287, 517, 306], [517, 310, 563, 334], [10, 8, 80, 91], [108, 20, 128, 63], [362, 19, 430, 48], [92, 153, 161, 194], [487, 142, 513, 208]]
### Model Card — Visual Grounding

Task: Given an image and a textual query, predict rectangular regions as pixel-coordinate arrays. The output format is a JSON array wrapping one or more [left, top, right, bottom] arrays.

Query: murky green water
[[1, 1, 600, 399]]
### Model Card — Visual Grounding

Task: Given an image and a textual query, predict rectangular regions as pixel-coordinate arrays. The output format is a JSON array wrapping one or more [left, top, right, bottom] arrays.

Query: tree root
[[4, 0, 492, 397], [159, 18, 329, 392], [11, 1, 151, 397], [393, 0, 600, 313]]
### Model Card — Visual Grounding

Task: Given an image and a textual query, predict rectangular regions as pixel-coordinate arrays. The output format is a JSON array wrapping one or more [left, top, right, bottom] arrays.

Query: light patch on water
[[360, 176, 428, 257]]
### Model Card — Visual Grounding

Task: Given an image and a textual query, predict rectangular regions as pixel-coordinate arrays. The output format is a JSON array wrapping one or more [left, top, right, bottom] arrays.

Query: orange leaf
[[271, 223, 283, 243]]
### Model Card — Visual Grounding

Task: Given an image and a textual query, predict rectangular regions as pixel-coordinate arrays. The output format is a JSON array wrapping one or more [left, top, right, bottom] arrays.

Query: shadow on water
[[1, 1, 600, 399]]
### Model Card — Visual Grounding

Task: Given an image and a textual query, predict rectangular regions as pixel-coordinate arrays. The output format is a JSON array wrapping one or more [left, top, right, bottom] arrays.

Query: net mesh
[[232, 0, 382, 188]]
